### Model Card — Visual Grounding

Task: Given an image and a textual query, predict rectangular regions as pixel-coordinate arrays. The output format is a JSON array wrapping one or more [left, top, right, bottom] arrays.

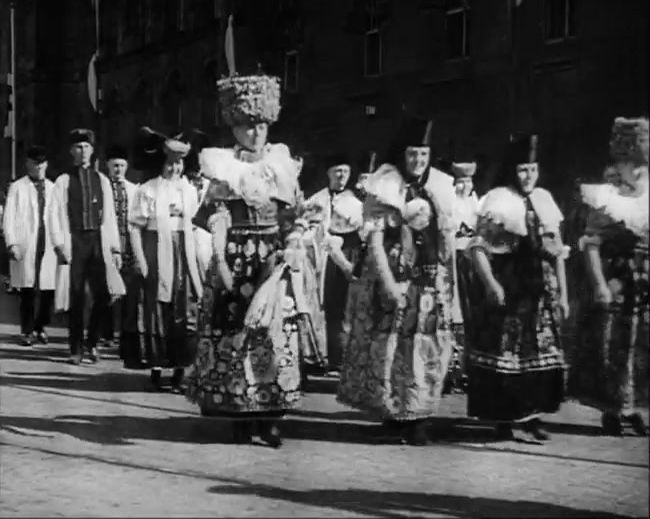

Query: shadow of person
[[0, 343, 72, 363], [0, 370, 150, 393], [278, 417, 534, 446], [0, 414, 233, 446], [206, 484, 629, 518]]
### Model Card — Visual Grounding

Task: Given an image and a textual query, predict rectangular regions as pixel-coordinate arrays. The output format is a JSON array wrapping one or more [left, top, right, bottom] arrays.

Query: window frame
[[364, 28, 382, 78], [284, 49, 300, 92], [544, 0, 576, 43], [445, 1, 470, 60], [178, 0, 186, 31]]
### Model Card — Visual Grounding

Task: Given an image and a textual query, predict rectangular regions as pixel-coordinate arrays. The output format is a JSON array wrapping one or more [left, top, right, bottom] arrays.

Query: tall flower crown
[[609, 116, 649, 164], [217, 74, 281, 127]]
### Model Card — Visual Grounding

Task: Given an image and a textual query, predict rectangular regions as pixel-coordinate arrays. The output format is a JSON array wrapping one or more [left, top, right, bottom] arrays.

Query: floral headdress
[[217, 74, 281, 127], [609, 116, 649, 165]]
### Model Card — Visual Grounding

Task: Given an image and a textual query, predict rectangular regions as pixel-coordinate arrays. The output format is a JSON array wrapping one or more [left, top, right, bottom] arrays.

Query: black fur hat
[[26, 145, 47, 164]]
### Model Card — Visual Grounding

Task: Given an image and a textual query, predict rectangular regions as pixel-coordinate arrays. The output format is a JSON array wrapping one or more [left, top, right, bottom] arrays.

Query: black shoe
[[20, 333, 33, 346], [520, 418, 550, 441], [406, 421, 429, 446], [170, 369, 185, 394], [622, 412, 649, 437], [149, 369, 163, 392], [200, 406, 217, 417], [382, 419, 401, 433], [601, 411, 624, 436], [259, 420, 282, 449], [232, 421, 253, 444], [87, 347, 99, 363], [35, 331, 48, 344], [495, 423, 515, 440]]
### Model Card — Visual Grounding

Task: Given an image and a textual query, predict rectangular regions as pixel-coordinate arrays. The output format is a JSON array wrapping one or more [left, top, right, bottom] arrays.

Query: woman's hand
[[136, 258, 148, 279], [386, 282, 406, 307], [217, 258, 234, 293], [559, 295, 570, 319], [486, 280, 506, 307], [344, 268, 358, 283], [593, 282, 612, 306]]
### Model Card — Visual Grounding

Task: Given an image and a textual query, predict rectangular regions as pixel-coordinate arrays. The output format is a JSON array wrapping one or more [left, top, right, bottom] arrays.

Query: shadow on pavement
[[206, 484, 630, 518], [0, 370, 151, 393], [0, 413, 483, 448], [0, 414, 233, 446], [0, 345, 72, 364], [1, 412, 643, 469]]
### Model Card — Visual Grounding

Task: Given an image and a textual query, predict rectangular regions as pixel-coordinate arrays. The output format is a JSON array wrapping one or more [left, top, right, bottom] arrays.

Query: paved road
[[0, 322, 648, 518]]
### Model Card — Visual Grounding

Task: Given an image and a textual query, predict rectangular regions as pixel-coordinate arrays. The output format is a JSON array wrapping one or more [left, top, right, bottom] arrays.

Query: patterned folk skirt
[[134, 230, 198, 369], [464, 254, 566, 422], [444, 251, 473, 394], [185, 226, 309, 417], [337, 260, 455, 421], [569, 246, 649, 413]]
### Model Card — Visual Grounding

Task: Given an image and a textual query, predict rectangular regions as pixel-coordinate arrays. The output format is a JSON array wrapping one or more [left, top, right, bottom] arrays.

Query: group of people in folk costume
[[3, 65, 648, 447]]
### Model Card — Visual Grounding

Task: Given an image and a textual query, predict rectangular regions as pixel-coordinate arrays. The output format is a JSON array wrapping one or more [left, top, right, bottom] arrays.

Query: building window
[[201, 60, 220, 128], [131, 79, 153, 125], [214, 0, 224, 19], [164, 0, 184, 34], [193, 0, 216, 27], [445, 0, 470, 59], [284, 50, 299, 92], [545, 0, 576, 41], [162, 71, 185, 130], [178, 0, 185, 31], [364, 29, 382, 77]]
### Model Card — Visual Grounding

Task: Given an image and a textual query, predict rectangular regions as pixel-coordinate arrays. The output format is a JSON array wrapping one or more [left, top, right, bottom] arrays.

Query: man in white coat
[[49, 129, 125, 365], [306, 153, 364, 374], [3, 145, 57, 345]]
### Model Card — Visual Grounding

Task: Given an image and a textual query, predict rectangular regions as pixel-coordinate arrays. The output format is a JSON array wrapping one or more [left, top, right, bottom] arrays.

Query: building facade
[[1, 0, 647, 199]]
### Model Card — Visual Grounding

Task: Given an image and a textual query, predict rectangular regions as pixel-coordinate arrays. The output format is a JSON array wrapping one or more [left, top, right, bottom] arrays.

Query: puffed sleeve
[[192, 178, 234, 232], [467, 215, 520, 255], [533, 189, 570, 259], [578, 206, 618, 250], [362, 163, 405, 232], [362, 194, 393, 233], [128, 186, 155, 229]]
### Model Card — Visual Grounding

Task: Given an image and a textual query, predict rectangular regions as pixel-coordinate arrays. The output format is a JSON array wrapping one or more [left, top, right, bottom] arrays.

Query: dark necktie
[[524, 196, 541, 249], [31, 177, 46, 270], [31, 178, 45, 228]]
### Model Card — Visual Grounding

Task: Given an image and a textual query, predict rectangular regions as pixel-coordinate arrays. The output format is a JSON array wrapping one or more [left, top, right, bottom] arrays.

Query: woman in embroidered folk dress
[[570, 117, 649, 436], [185, 73, 322, 448], [337, 119, 457, 446], [445, 161, 480, 394], [128, 137, 203, 392], [466, 134, 569, 441]]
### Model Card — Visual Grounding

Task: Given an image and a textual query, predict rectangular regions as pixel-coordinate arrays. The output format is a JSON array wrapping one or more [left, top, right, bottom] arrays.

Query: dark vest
[[67, 168, 104, 231]]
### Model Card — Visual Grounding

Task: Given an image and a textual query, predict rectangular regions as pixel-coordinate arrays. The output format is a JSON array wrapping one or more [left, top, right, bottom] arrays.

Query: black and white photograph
[[0, 0, 647, 517]]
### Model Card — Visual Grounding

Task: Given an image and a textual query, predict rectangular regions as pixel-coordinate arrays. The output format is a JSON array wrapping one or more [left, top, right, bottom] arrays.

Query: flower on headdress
[[403, 197, 432, 231]]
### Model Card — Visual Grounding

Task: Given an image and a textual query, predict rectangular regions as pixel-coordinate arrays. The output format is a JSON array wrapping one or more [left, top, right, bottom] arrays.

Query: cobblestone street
[[0, 322, 648, 518]]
